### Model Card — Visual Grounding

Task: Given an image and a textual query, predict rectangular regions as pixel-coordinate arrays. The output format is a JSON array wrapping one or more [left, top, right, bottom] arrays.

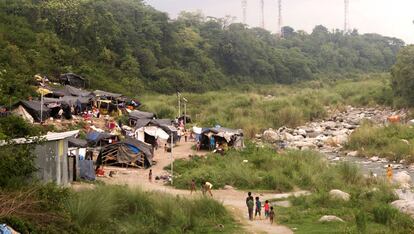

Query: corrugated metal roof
[[0, 130, 79, 146]]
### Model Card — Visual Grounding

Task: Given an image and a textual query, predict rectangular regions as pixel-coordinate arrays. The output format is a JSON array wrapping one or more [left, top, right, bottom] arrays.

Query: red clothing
[[264, 203, 270, 211]]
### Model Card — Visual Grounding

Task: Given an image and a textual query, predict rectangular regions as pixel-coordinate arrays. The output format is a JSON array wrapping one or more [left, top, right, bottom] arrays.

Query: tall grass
[[140, 74, 393, 137], [170, 143, 369, 192], [347, 122, 414, 162], [65, 185, 239, 233]]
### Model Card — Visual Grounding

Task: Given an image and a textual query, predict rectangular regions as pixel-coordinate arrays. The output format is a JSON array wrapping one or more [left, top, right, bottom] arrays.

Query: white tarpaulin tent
[[134, 126, 169, 141]]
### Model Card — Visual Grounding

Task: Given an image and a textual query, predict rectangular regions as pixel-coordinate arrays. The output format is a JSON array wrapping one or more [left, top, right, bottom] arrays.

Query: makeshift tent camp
[[60, 73, 86, 88], [13, 101, 50, 122], [96, 138, 153, 168], [12, 105, 34, 123], [86, 131, 118, 147]]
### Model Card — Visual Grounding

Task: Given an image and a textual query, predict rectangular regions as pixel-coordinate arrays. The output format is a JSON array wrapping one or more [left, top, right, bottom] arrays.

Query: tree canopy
[[391, 45, 414, 106], [0, 0, 405, 103]]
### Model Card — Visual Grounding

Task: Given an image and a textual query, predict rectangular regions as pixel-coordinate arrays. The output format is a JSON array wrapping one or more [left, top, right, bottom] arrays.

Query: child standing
[[264, 200, 270, 219], [269, 206, 275, 224], [190, 179, 196, 194], [148, 169, 152, 183], [255, 197, 262, 220]]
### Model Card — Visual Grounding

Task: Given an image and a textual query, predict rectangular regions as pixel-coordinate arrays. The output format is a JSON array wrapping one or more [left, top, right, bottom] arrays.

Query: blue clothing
[[210, 137, 215, 146], [256, 200, 261, 210]]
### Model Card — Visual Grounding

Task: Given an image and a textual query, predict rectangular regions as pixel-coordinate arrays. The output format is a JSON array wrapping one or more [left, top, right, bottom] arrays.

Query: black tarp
[[68, 138, 88, 148], [94, 90, 123, 99], [55, 85, 92, 97], [86, 131, 114, 146], [96, 138, 153, 168], [129, 110, 155, 120], [16, 100, 50, 122], [60, 73, 86, 88]]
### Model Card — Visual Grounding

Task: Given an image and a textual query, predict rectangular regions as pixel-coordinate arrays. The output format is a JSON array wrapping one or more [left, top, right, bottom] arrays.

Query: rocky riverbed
[[256, 106, 411, 172], [257, 106, 414, 217]]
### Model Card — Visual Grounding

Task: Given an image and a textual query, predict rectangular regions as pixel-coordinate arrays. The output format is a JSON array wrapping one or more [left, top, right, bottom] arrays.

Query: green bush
[[355, 211, 367, 233], [372, 205, 398, 224]]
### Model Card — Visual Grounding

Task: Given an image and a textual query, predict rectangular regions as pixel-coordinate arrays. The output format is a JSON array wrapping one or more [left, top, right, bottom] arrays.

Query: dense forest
[[0, 0, 405, 104]]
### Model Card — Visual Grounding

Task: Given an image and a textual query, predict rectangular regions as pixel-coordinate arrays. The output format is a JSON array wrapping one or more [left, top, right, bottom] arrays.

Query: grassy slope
[[140, 74, 393, 137]]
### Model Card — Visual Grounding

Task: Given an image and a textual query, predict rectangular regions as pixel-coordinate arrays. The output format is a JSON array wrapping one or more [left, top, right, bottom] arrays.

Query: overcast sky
[[145, 0, 414, 44]]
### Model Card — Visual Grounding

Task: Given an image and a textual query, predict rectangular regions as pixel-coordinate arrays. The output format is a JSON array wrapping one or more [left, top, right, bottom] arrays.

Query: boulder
[[224, 185, 234, 190], [329, 189, 350, 201], [394, 171, 412, 188], [296, 128, 307, 136], [292, 135, 305, 141], [283, 132, 294, 141], [262, 129, 280, 143], [318, 215, 345, 223], [370, 156, 379, 162], [347, 151, 358, 157], [332, 135, 348, 145], [391, 200, 414, 218]]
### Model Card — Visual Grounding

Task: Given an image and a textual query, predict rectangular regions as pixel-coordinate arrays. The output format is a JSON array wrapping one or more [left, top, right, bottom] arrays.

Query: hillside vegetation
[[0, 0, 404, 104], [141, 75, 393, 137]]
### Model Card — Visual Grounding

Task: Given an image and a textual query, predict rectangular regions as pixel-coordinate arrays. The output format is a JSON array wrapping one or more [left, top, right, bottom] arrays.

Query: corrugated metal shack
[[0, 130, 80, 186]]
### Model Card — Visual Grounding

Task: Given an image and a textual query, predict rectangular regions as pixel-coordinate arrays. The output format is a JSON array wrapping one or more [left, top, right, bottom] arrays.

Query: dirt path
[[100, 141, 302, 234]]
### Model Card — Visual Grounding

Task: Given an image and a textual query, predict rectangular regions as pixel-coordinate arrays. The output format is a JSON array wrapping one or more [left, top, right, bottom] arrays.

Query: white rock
[[262, 129, 280, 143], [333, 135, 348, 145], [224, 185, 234, 190], [391, 200, 414, 218], [370, 156, 379, 162], [318, 215, 345, 222], [347, 151, 358, 157], [283, 132, 294, 141], [296, 128, 307, 136], [394, 171, 412, 188], [292, 135, 305, 141], [329, 189, 350, 201]]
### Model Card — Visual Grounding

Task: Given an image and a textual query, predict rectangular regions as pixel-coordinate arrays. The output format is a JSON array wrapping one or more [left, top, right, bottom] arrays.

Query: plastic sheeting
[[79, 160, 95, 181], [135, 126, 169, 140]]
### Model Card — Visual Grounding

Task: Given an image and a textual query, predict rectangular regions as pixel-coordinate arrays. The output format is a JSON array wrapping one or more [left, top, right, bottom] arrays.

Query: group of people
[[189, 179, 214, 196], [246, 192, 275, 224]]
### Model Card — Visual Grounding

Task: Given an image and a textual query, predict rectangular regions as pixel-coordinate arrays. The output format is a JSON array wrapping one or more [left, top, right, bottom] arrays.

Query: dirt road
[[101, 141, 301, 234]]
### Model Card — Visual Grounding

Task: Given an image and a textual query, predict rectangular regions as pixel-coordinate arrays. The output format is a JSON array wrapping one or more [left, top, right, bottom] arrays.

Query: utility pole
[[242, 0, 247, 24], [344, 0, 349, 33], [170, 131, 173, 185], [183, 97, 188, 126], [260, 0, 265, 28], [177, 92, 181, 118], [277, 0, 282, 36]]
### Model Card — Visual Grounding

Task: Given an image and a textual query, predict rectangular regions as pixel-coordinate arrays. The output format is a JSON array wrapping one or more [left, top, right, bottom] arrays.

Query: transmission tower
[[260, 0, 265, 28], [344, 0, 349, 32], [277, 0, 282, 36], [242, 0, 247, 24]]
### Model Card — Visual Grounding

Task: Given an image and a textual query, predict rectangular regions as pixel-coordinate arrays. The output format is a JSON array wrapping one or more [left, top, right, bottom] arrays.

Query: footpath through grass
[[347, 122, 414, 163]]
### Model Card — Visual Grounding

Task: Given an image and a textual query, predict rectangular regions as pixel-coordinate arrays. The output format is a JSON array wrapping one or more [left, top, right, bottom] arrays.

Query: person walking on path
[[203, 181, 213, 197], [148, 169, 152, 183], [246, 192, 254, 221], [387, 164, 393, 182], [190, 179, 196, 194], [269, 207, 275, 224], [255, 197, 262, 220], [264, 200, 270, 219]]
